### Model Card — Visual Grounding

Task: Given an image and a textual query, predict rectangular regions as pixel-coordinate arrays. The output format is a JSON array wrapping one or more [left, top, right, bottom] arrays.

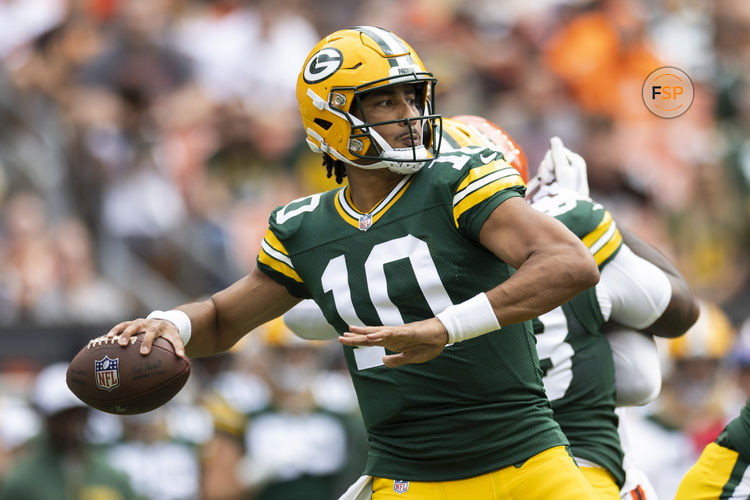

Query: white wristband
[[436, 293, 501, 344], [147, 309, 192, 347]]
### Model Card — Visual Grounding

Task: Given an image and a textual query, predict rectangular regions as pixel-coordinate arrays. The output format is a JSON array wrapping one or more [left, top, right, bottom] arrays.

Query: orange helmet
[[296, 26, 440, 175], [440, 115, 528, 182]]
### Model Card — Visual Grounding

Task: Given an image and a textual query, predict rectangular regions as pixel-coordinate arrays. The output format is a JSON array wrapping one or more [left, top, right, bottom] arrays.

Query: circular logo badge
[[642, 66, 694, 118], [303, 48, 343, 84]]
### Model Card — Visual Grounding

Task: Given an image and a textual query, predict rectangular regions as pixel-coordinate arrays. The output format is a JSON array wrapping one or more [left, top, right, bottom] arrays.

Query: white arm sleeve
[[595, 244, 672, 329], [282, 299, 339, 340], [605, 325, 662, 406], [595, 243, 670, 406]]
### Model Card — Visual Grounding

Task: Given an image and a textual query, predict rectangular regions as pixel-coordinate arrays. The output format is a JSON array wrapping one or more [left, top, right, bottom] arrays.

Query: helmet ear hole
[[314, 118, 333, 130]]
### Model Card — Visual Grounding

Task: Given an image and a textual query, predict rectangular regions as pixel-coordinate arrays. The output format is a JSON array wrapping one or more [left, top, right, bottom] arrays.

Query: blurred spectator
[[0, 191, 134, 324], [200, 320, 366, 500], [0, 395, 39, 484], [80, 0, 191, 107], [0, 363, 137, 500], [170, 0, 317, 112], [0, 191, 65, 324], [106, 407, 210, 500], [54, 217, 135, 323], [0, 0, 67, 58]]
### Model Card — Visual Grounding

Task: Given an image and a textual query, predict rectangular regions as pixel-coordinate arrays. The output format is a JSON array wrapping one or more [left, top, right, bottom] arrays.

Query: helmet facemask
[[333, 77, 442, 175]]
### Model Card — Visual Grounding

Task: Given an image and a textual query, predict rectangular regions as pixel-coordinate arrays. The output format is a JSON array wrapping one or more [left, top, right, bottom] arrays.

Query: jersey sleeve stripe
[[261, 238, 293, 267], [592, 228, 622, 265], [581, 211, 613, 249], [263, 230, 290, 258], [453, 175, 524, 224], [454, 167, 520, 206], [258, 242, 303, 283], [456, 160, 516, 193], [582, 211, 623, 266]]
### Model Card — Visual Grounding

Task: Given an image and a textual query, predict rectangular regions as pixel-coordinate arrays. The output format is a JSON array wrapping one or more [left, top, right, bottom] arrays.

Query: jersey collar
[[334, 174, 414, 231]]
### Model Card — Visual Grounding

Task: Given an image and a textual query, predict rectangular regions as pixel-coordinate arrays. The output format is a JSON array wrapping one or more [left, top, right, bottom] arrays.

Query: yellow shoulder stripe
[[582, 211, 623, 266], [453, 175, 524, 225], [592, 228, 622, 265], [582, 211, 613, 248], [258, 248, 303, 282], [456, 159, 515, 193], [263, 229, 288, 257], [258, 230, 302, 282]]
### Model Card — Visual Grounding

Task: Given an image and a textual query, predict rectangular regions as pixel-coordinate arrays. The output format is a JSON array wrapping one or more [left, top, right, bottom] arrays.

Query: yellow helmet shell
[[296, 26, 438, 168]]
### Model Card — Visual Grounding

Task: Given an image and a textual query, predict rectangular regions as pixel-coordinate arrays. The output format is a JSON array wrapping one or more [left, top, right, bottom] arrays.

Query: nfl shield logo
[[358, 213, 372, 231], [393, 480, 409, 494], [94, 356, 120, 391]]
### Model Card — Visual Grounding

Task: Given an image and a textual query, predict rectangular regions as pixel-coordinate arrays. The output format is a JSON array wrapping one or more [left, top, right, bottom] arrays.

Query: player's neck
[[345, 167, 406, 213]]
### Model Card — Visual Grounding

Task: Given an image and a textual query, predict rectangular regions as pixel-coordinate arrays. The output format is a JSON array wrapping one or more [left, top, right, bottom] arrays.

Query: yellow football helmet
[[296, 26, 440, 175]]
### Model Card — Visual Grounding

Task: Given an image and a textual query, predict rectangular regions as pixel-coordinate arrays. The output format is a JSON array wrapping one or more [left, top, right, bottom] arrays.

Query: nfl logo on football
[[95, 355, 120, 391], [393, 480, 409, 494]]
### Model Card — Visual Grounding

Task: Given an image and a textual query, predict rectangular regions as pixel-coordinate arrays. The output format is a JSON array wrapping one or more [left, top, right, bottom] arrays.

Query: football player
[[107, 27, 602, 499], [675, 397, 750, 499], [287, 115, 699, 500]]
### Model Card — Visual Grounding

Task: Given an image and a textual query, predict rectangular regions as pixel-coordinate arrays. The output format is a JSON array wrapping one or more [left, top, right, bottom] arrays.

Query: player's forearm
[[182, 269, 302, 357], [641, 273, 699, 338], [619, 228, 699, 337], [176, 298, 223, 358], [487, 241, 599, 326]]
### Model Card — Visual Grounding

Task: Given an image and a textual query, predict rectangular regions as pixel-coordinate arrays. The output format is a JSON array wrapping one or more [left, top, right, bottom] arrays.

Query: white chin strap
[[379, 145, 430, 174], [349, 114, 430, 174]]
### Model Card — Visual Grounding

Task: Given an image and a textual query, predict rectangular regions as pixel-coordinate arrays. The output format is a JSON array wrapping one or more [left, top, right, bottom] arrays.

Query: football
[[66, 333, 191, 415]]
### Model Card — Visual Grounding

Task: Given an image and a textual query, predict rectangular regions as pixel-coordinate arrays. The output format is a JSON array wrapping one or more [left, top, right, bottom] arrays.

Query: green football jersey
[[530, 189, 626, 487], [258, 147, 567, 481]]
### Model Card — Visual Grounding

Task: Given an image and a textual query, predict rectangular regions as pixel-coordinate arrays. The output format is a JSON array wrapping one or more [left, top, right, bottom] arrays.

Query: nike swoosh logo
[[480, 151, 497, 164]]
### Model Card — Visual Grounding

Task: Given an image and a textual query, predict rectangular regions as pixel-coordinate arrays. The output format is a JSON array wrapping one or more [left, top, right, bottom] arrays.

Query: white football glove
[[527, 137, 589, 202]]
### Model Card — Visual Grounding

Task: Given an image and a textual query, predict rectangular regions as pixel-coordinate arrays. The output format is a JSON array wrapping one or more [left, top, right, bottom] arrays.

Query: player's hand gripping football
[[106, 318, 187, 360], [338, 318, 449, 368]]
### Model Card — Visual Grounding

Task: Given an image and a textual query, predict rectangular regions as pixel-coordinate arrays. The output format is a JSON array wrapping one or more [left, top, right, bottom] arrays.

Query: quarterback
[[287, 116, 699, 499], [107, 26, 602, 499]]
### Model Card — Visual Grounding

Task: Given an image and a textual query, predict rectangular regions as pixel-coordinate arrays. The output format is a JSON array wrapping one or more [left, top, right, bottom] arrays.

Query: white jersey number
[[321, 235, 452, 370], [534, 307, 575, 401]]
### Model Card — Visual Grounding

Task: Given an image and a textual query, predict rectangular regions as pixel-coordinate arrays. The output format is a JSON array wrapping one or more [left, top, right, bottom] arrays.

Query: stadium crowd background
[[0, 0, 749, 498]]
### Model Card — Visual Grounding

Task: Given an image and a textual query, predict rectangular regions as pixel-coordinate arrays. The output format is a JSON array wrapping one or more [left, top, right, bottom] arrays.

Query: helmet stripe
[[354, 26, 416, 68], [354, 26, 408, 55]]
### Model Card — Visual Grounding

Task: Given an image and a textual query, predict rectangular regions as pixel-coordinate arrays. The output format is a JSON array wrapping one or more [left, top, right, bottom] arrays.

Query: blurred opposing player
[[287, 115, 699, 499], [107, 26, 602, 500]]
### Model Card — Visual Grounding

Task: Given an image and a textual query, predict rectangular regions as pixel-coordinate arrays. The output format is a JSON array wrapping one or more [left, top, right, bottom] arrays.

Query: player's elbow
[[664, 291, 701, 338], [565, 242, 600, 292]]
